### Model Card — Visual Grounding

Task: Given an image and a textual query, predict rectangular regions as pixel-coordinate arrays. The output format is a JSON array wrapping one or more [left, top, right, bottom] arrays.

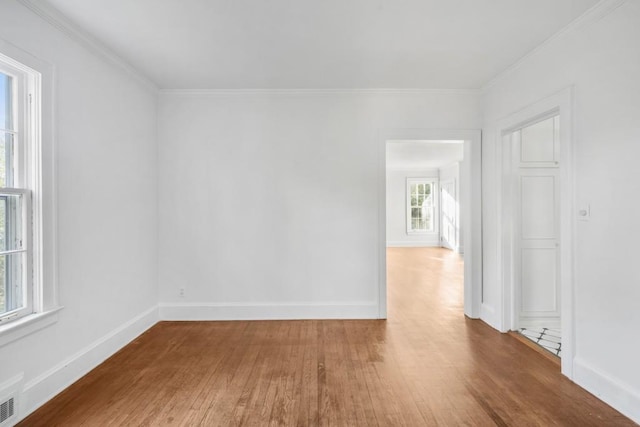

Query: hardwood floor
[[19, 248, 634, 426]]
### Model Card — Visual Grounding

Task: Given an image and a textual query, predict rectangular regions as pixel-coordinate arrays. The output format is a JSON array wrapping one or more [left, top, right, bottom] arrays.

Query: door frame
[[494, 87, 575, 378], [378, 129, 482, 320]]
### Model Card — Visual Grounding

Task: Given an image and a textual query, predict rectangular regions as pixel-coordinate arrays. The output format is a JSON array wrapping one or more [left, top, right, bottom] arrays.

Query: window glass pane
[[0, 132, 15, 187], [409, 181, 435, 232], [411, 208, 421, 220], [0, 252, 25, 315], [0, 72, 12, 131], [0, 193, 23, 252]]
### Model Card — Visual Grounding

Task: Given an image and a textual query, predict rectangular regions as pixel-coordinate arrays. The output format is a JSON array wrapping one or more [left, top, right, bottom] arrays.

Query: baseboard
[[18, 305, 159, 423], [158, 302, 380, 321], [386, 241, 439, 247], [573, 358, 640, 424], [480, 303, 502, 331]]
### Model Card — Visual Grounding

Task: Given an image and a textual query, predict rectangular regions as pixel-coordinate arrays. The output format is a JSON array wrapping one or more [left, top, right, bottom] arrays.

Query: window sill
[[0, 307, 63, 348]]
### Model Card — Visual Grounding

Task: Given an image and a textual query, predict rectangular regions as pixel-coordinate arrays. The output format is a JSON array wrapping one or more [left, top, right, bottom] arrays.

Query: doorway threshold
[[509, 328, 561, 366]]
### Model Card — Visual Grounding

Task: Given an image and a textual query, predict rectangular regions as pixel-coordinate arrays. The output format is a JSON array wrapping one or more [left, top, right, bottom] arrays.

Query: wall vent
[[0, 396, 15, 425], [0, 374, 22, 427]]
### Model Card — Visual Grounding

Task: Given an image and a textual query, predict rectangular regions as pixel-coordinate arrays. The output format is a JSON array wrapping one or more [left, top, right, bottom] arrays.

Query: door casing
[[493, 87, 575, 378], [378, 129, 482, 320]]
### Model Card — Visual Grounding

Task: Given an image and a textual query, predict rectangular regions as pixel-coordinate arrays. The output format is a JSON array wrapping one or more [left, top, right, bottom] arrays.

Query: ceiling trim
[[481, 0, 627, 93], [159, 88, 481, 97], [16, 0, 159, 94]]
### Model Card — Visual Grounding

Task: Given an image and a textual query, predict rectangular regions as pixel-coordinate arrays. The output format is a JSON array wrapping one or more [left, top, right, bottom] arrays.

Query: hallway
[[20, 248, 632, 426]]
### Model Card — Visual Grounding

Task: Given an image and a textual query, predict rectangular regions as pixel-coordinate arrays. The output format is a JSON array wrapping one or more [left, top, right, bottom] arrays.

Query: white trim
[[159, 302, 378, 321], [493, 87, 575, 378], [15, 0, 158, 94], [380, 129, 482, 319], [0, 306, 61, 348], [480, 303, 500, 330], [159, 88, 480, 97], [481, 0, 627, 92], [17, 305, 159, 424], [0, 38, 60, 326], [573, 358, 640, 424]]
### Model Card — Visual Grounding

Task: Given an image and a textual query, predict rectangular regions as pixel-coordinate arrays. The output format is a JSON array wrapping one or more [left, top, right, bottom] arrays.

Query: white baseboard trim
[[158, 302, 380, 321], [18, 305, 159, 423], [386, 241, 439, 247], [480, 303, 502, 331], [573, 358, 640, 424]]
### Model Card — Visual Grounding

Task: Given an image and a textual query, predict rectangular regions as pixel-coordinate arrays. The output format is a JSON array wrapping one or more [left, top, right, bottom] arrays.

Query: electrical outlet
[[179, 288, 185, 297]]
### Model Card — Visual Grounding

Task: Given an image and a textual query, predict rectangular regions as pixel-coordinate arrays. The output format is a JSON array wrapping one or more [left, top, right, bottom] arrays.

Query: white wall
[[158, 91, 481, 319], [439, 162, 461, 252], [0, 0, 158, 421], [386, 168, 439, 247], [481, 1, 640, 422]]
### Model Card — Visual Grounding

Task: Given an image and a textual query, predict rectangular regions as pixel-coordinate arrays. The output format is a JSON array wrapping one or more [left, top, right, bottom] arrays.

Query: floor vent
[[0, 396, 15, 425]]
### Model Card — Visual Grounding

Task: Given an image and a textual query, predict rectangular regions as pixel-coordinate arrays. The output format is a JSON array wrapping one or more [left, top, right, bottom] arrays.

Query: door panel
[[521, 175, 556, 239], [521, 247, 558, 313], [516, 115, 560, 168]]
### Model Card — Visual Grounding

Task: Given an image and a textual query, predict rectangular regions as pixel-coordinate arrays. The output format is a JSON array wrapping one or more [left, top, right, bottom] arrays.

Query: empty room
[[0, 0, 639, 425]]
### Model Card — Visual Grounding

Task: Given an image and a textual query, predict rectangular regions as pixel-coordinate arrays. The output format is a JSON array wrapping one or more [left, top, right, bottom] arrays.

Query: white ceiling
[[386, 141, 463, 169], [40, 0, 599, 89]]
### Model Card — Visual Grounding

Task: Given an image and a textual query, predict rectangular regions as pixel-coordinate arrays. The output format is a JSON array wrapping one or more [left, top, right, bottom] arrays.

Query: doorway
[[377, 129, 482, 320], [504, 114, 562, 357], [495, 88, 574, 377]]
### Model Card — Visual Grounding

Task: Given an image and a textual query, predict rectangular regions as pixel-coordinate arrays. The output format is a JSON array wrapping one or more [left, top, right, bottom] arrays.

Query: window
[[0, 53, 39, 324], [407, 179, 435, 234]]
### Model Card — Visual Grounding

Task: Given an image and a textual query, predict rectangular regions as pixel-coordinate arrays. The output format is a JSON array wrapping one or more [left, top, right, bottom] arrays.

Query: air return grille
[[0, 397, 14, 424]]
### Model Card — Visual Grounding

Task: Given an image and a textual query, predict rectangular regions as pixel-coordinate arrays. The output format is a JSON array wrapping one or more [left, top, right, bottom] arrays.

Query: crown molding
[[159, 88, 481, 97], [481, 0, 627, 93], [16, 0, 159, 94]]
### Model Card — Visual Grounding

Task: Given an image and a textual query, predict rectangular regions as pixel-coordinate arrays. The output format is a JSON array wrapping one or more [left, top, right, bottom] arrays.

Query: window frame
[[0, 188, 33, 322], [0, 56, 36, 324], [0, 45, 57, 340], [406, 178, 437, 235]]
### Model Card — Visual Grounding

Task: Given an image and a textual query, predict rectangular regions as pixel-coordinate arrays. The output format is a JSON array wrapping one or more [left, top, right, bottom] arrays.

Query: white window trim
[[406, 178, 438, 235], [0, 40, 60, 347]]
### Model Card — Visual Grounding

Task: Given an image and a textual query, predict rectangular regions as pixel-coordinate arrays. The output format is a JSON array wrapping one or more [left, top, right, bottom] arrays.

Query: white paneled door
[[513, 116, 561, 328]]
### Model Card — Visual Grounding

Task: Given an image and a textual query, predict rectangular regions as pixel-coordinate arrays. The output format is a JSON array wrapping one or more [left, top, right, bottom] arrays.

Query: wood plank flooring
[[19, 248, 634, 426]]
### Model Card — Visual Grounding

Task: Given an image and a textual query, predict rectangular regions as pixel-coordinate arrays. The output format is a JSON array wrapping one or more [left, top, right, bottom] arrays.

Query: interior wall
[[157, 91, 481, 319], [386, 168, 439, 247], [481, 1, 640, 422], [438, 162, 461, 252], [0, 0, 158, 419]]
